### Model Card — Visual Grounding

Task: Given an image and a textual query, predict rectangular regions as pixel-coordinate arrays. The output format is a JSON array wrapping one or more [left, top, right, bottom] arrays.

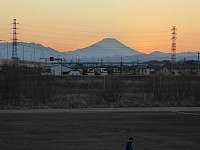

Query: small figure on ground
[[125, 137, 134, 150]]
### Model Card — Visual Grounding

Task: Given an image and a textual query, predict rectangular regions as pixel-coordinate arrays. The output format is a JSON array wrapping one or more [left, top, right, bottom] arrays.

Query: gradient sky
[[0, 0, 200, 53]]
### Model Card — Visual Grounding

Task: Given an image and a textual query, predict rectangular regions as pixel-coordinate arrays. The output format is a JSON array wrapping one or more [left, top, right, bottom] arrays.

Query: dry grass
[[0, 110, 200, 150]]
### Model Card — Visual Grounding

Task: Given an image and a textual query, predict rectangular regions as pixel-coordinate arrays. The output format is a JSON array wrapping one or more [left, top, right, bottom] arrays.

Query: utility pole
[[198, 52, 200, 62], [101, 58, 103, 66], [171, 26, 177, 63], [12, 19, 19, 60], [120, 56, 123, 74]]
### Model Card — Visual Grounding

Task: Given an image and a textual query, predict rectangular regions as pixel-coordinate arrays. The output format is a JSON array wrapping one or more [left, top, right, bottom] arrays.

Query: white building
[[99, 68, 108, 76], [87, 68, 95, 76], [45, 64, 72, 76], [68, 70, 81, 76]]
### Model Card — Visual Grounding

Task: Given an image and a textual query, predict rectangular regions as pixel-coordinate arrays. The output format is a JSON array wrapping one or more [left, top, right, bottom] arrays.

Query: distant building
[[84, 67, 109, 76], [147, 64, 161, 75], [179, 65, 200, 76], [132, 65, 150, 76], [159, 65, 179, 76], [68, 70, 81, 76], [95, 67, 108, 76], [43, 64, 72, 76], [107, 67, 121, 75], [87, 68, 95, 76]]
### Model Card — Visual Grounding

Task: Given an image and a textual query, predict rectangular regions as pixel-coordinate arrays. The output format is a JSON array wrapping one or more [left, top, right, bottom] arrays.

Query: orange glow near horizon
[[1, 0, 200, 54]]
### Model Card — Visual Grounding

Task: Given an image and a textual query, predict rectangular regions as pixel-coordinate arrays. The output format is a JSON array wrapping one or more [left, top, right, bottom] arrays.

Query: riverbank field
[[0, 108, 200, 150], [1, 68, 200, 108]]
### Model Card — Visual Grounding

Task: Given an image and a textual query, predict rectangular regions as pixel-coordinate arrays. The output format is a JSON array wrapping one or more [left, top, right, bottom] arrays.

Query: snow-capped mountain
[[0, 39, 199, 62], [67, 38, 141, 58]]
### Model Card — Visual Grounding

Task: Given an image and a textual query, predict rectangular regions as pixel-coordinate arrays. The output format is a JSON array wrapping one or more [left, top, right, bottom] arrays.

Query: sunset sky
[[0, 0, 200, 53]]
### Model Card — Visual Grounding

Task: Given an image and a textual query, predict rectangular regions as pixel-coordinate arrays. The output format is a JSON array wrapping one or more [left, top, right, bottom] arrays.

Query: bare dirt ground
[[0, 108, 200, 150]]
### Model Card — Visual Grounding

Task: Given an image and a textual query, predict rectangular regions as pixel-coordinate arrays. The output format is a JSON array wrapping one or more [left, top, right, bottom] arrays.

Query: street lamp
[[35, 47, 45, 62], [27, 46, 36, 61], [0, 40, 9, 59], [67, 53, 73, 63], [17, 44, 25, 61], [75, 55, 80, 63]]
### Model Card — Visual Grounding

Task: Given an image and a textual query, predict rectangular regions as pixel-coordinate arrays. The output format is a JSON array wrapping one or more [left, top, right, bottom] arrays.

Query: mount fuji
[[67, 38, 141, 58], [0, 38, 199, 62]]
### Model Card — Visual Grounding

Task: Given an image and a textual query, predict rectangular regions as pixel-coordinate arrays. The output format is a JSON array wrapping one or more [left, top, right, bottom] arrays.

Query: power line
[[20, 32, 169, 42], [21, 24, 169, 34], [20, 27, 169, 38]]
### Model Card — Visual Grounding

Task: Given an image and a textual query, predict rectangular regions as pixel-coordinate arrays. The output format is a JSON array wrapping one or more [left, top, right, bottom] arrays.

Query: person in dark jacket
[[125, 137, 134, 150]]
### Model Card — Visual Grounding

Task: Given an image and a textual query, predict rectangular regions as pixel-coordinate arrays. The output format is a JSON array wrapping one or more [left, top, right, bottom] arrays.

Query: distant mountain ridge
[[0, 39, 199, 62], [0, 42, 60, 61], [150, 51, 170, 57]]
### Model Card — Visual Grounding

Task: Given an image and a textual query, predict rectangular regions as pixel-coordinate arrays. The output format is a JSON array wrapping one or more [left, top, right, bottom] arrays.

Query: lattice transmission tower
[[12, 19, 19, 59], [171, 26, 177, 63]]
